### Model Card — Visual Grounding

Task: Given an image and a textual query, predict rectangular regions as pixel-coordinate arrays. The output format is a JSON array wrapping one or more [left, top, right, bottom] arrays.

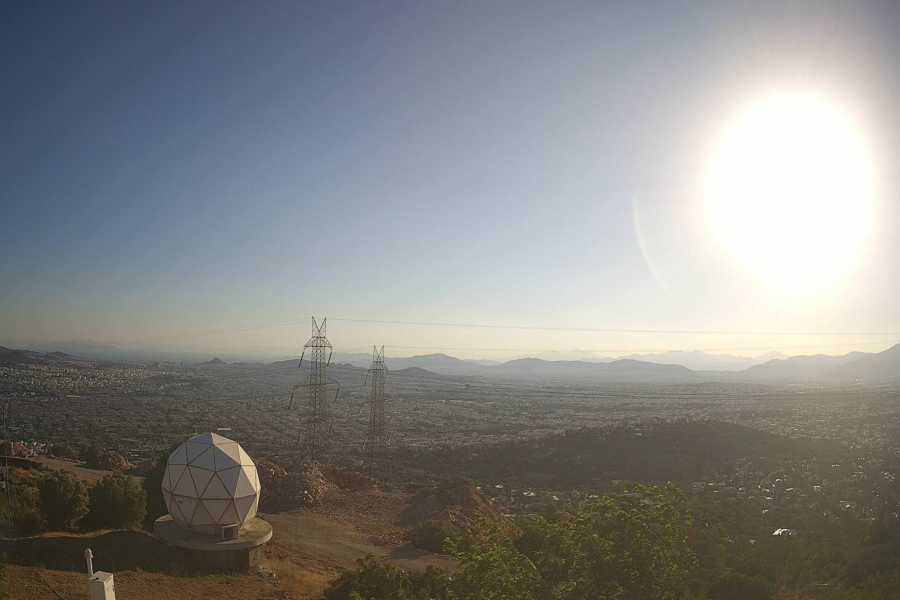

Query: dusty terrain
[[2, 485, 462, 599]]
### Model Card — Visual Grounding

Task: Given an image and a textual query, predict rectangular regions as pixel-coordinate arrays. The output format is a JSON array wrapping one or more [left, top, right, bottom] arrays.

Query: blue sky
[[2, 1, 899, 358]]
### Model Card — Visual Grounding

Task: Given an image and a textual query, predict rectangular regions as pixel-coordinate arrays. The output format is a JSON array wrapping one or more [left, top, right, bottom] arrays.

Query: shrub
[[707, 573, 774, 600], [49, 444, 77, 460], [87, 473, 147, 530], [79, 441, 104, 465], [38, 471, 88, 531], [142, 448, 171, 530], [413, 520, 460, 554]]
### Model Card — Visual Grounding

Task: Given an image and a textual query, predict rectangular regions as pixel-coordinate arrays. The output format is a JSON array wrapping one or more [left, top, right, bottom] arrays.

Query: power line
[[330, 317, 900, 337], [373, 339, 898, 355]]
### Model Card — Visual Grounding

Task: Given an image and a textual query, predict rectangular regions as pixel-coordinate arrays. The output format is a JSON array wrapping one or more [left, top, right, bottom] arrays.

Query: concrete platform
[[154, 515, 272, 572]]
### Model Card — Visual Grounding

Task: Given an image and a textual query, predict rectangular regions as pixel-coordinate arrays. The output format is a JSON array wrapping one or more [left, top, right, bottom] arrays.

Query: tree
[[38, 471, 88, 531], [413, 520, 460, 554], [142, 442, 181, 530], [49, 444, 77, 460], [80, 441, 103, 465], [87, 473, 146, 530]]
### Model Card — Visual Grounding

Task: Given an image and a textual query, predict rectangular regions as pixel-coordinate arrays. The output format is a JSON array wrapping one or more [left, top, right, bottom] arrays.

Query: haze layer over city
[[1, 2, 898, 600]]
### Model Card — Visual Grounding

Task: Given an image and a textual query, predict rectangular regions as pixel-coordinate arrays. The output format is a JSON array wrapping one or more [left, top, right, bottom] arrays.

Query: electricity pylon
[[289, 317, 340, 462], [362, 346, 391, 477]]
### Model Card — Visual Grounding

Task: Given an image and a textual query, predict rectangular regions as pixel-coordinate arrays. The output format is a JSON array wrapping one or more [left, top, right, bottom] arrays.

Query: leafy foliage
[[48, 443, 77, 460], [86, 473, 147, 530], [413, 520, 460, 554], [324, 484, 696, 600], [323, 555, 454, 600], [37, 471, 88, 531], [142, 445, 177, 530], [79, 440, 103, 465], [706, 573, 773, 600]]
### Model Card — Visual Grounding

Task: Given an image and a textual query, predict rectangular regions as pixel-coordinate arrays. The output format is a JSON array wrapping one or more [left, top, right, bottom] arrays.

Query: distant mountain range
[[2, 341, 898, 383]]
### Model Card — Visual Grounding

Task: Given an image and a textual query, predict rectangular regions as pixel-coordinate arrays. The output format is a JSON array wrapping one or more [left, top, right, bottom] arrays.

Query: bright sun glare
[[706, 94, 873, 291]]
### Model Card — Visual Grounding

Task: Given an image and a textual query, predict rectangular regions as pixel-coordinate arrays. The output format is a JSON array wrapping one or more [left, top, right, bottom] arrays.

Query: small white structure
[[162, 432, 260, 536], [85, 549, 115, 600], [89, 571, 116, 600]]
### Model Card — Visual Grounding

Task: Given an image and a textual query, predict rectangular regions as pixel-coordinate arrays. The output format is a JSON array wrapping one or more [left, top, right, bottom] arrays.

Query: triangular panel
[[219, 501, 240, 525], [234, 467, 257, 497], [191, 500, 215, 525], [208, 432, 231, 444], [217, 466, 242, 494], [161, 466, 173, 491], [191, 432, 215, 445], [234, 494, 256, 523], [189, 466, 215, 496], [212, 445, 241, 470], [169, 495, 186, 522], [186, 441, 209, 462], [169, 444, 187, 465], [191, 446, 216, 471], [237, 446, 254, 466], [216, 442, 242, 465], [167, 464, 187, 492], [162, 489, 172, 511], [174, 495, 199, 523], [173, 469, 198, 496], [249, 493, 259, 518], [202, 498, 232, 522], [201, 473, 230, 499]]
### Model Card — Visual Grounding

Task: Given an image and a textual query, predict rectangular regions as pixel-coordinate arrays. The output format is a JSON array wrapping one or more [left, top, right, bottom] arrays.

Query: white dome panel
[[234, 467, 257, 497], [212, 445, 241, 470], [189, 466, 215, 495], [234, 495, 256, 522], [202, 498, 232, 522], [169, 445, 187, 465], [217, 466, 242, 492], [161, 466, 173, 492], [173, 470, 197, 496]]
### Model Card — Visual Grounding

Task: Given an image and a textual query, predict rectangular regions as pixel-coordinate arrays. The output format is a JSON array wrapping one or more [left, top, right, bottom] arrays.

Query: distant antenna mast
[[362, 346, 391, 477], [288, 317, 340, 462]]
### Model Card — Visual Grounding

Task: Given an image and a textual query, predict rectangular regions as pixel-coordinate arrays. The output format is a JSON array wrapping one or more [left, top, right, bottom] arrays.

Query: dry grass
[[3, 564, 272, 600], [265, 558, 337, 600]]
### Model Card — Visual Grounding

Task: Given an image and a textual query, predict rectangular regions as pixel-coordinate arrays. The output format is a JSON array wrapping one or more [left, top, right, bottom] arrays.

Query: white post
[[85, 548, 94, 577]]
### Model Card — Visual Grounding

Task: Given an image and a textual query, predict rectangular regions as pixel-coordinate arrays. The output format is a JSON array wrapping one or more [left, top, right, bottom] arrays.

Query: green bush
[[323, 555, 453, 600], [38, 471, 88, 531], [79, 441, 103, 466], [48, 444, 77, 460], [413, 520, 460, 554], [326, 484, 697, 600], [707, 573, 773, 600], [86, 473, 147, 530]]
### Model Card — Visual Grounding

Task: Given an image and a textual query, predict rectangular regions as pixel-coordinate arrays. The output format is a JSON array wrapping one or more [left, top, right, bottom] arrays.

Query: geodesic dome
[[161, 432, 260, 536]]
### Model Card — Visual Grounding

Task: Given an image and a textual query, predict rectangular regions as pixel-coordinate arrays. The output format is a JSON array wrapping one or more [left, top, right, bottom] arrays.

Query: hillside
[[392, 366, 443, 378], [829, 343, 900, 381], [403, 420, 838, 487]]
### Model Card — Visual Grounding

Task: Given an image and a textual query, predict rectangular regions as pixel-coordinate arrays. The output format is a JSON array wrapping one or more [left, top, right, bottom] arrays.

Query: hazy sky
[[2, 1, 899, 359]]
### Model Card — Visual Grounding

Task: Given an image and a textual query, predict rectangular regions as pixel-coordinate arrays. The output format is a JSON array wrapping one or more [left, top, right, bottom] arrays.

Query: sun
[[705, 94, 873, 290]]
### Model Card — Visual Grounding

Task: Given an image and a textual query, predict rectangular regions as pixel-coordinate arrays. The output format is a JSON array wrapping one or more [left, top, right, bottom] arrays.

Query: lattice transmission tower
[[288, 317, 340, 462], [362, 346, 391, 477]]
